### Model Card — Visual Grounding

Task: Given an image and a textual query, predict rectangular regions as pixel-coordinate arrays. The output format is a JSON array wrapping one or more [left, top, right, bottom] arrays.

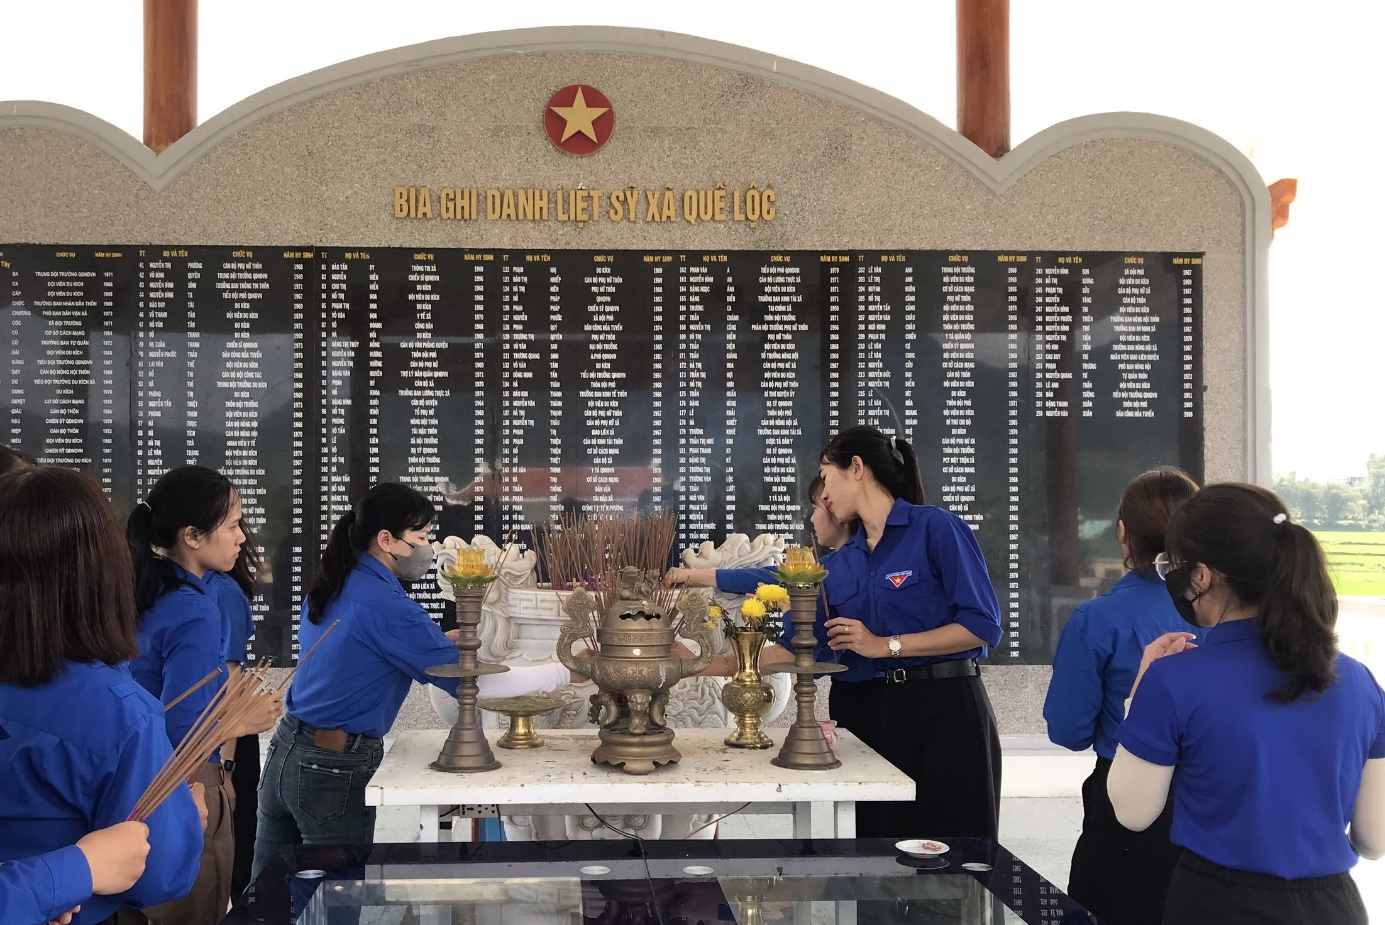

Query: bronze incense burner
[[557, 567, 713, 774]]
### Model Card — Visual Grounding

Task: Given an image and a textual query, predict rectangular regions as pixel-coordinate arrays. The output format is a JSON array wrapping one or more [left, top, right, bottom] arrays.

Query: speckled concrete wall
[[0, 31, 1268, 735]]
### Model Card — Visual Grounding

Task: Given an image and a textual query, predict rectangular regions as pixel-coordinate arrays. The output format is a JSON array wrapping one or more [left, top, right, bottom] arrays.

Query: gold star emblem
[[550, 87, 610, 143]]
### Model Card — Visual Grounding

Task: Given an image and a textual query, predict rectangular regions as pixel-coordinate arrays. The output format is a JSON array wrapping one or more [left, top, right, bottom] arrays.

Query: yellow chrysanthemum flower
[[754, 584, 790, 607], [709, 604, 725, 619], [740, 598, 768, 620]]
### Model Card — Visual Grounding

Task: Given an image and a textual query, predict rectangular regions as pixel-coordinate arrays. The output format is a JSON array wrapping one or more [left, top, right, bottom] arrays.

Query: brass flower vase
[[720, 631, 775, 748]]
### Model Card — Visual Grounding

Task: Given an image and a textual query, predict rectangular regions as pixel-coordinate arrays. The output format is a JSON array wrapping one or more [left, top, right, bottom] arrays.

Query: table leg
[[833, 800, 856, 838], [793, 802, 834, 838], [418, 905, 453, 925], [419, 805, 440, 842]]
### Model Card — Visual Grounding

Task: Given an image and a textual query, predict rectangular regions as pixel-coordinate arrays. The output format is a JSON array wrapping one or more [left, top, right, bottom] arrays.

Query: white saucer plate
[[895, 839, 950, 857]]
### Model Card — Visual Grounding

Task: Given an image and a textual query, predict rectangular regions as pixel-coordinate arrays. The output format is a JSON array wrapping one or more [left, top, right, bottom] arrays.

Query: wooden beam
[[144, 0, 197, 152], [956, 0, 1010, 159]]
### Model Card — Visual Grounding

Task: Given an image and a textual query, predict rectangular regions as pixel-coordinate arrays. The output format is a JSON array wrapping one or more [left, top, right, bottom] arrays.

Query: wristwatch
[[888, 635, 902, 658]]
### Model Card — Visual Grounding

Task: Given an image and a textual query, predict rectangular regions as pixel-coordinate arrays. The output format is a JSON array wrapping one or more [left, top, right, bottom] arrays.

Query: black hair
[[1166, 482, 1338, 704], [307, 483, 435, 624], [1117, 466, 1199, 569], [127, 466, 238, 612], [805, 472, 860, 550], [0, 443, 36, 476], [0, 467, 139, 685], [819, 425, 925, 505]]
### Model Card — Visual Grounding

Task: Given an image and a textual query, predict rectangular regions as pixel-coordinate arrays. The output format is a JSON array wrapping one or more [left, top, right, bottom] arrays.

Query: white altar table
[[366, 727, 913, 841]]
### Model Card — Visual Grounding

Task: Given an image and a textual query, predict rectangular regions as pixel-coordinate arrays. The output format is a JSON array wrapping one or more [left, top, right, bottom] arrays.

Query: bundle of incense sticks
[[129, 620, 340, 821], [534, 509, 680, 632]]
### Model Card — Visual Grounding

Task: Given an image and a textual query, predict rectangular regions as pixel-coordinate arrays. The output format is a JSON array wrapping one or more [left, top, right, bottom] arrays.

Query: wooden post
[[144, 0, 197, 152], [956, 0, 1010, 159]]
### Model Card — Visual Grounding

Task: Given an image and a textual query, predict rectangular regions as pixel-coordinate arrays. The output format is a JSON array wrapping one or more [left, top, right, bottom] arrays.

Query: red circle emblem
[[545, 85, 614, 156]]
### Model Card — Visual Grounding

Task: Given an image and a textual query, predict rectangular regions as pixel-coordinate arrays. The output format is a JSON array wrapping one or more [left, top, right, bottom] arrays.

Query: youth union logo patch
[[886, 570, 912, 588]]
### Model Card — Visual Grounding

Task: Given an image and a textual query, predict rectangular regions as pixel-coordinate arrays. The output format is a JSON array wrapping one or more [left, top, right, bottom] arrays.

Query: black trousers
[[1066, 756, 1180, 925], [230, 732, 262, 898], [828, 674, 1001, 839], [1162, 851, 1367, 925]]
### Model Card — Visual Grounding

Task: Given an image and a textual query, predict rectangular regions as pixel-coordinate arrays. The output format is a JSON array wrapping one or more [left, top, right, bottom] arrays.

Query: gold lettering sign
[[392, 185, 778, 224]]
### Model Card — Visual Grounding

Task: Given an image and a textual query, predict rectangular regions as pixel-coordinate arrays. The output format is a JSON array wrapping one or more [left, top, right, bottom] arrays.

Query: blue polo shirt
[[207, 570, 255, 664], [0, 846, 90, 925], [715, 567, 776, 595], [0, 661, 202, 924], [287, 554, 461, 738], [130, 565, 228, 752], [1118, 618, 1385, 878], [1044, 568, 1203, 760], [817, 499, 1002, 669]]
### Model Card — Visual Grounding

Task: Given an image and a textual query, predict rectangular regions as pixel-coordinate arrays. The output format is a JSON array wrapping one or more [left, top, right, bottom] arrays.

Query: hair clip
[[888, 434, 905, 465], [1272, 513, 1287, 525]]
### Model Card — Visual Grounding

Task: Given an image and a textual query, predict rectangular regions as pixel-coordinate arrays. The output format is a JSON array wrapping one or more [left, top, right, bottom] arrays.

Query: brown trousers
[[118, 762, 235, 925]]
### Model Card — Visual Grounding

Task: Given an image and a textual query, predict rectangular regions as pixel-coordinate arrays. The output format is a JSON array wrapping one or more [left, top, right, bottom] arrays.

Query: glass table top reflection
[[227, 839, 1094, 925]]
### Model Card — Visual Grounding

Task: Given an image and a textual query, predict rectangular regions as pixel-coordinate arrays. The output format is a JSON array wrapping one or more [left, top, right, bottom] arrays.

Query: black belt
[[284, 714, 380, 753], [883, 658, 980, 682]]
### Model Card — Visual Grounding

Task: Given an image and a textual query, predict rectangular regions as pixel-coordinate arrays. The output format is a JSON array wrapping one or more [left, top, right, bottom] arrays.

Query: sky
[[2, 0, 1381, 481]]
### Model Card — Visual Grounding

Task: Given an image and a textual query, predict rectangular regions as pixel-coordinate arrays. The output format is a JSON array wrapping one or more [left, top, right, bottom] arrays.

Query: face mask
[[390, 537, 435, 581], [1164, 566, 1205, 627]]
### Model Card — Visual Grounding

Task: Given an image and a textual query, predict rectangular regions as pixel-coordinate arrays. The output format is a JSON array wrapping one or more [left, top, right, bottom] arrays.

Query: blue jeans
[[250, 716, 385, 884]]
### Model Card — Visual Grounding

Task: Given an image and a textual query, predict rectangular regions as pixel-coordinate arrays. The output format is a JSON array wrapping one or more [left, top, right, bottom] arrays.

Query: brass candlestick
[[767, 548, 843, 770], [477, 694, 563, 749], [429, 552, 508, 772]]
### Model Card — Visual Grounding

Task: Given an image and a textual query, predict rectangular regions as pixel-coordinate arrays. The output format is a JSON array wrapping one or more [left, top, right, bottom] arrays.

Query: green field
[[1315, 531, 1385, 598]]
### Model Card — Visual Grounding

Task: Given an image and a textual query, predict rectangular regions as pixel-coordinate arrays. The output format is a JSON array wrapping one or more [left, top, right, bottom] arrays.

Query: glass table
[[228, 839, 1094, 925]]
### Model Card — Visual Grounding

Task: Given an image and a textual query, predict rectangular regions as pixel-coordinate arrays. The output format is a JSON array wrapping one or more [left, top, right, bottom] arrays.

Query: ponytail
[[1260, 520, 1338, 703], [307, 511, 363, 625], [306, 484, 436, 624], [819, 425, 925, 505], [890, 438, 925, 505], [126, 501, 178, 612], [1166, 482, 1338, 704], [127, 466, 236, 612]]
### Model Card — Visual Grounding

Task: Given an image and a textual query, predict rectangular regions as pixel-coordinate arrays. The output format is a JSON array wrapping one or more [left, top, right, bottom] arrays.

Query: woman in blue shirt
[[125, 466, 284, 925], [1042, 466, 1198, 925], [1111, 483, 1385, 924], [685, 475, 874, 681], [0, 465, 204, 925], [1, 822, 151, 925], [815, 426, 1004, 839], [251, 483, 572, 881]]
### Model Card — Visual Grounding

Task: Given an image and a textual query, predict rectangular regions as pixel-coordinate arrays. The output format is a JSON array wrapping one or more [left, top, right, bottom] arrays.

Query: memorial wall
[[0, 28, 1269, 732]]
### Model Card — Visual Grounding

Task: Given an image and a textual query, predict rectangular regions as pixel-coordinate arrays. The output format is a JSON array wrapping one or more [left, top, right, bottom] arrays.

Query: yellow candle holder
[[774, 546, 827, 587], [443, 547, 499, 589]]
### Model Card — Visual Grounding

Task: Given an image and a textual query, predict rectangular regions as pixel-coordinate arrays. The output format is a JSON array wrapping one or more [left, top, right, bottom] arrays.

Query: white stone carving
[[680, 532, 788, 571]]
